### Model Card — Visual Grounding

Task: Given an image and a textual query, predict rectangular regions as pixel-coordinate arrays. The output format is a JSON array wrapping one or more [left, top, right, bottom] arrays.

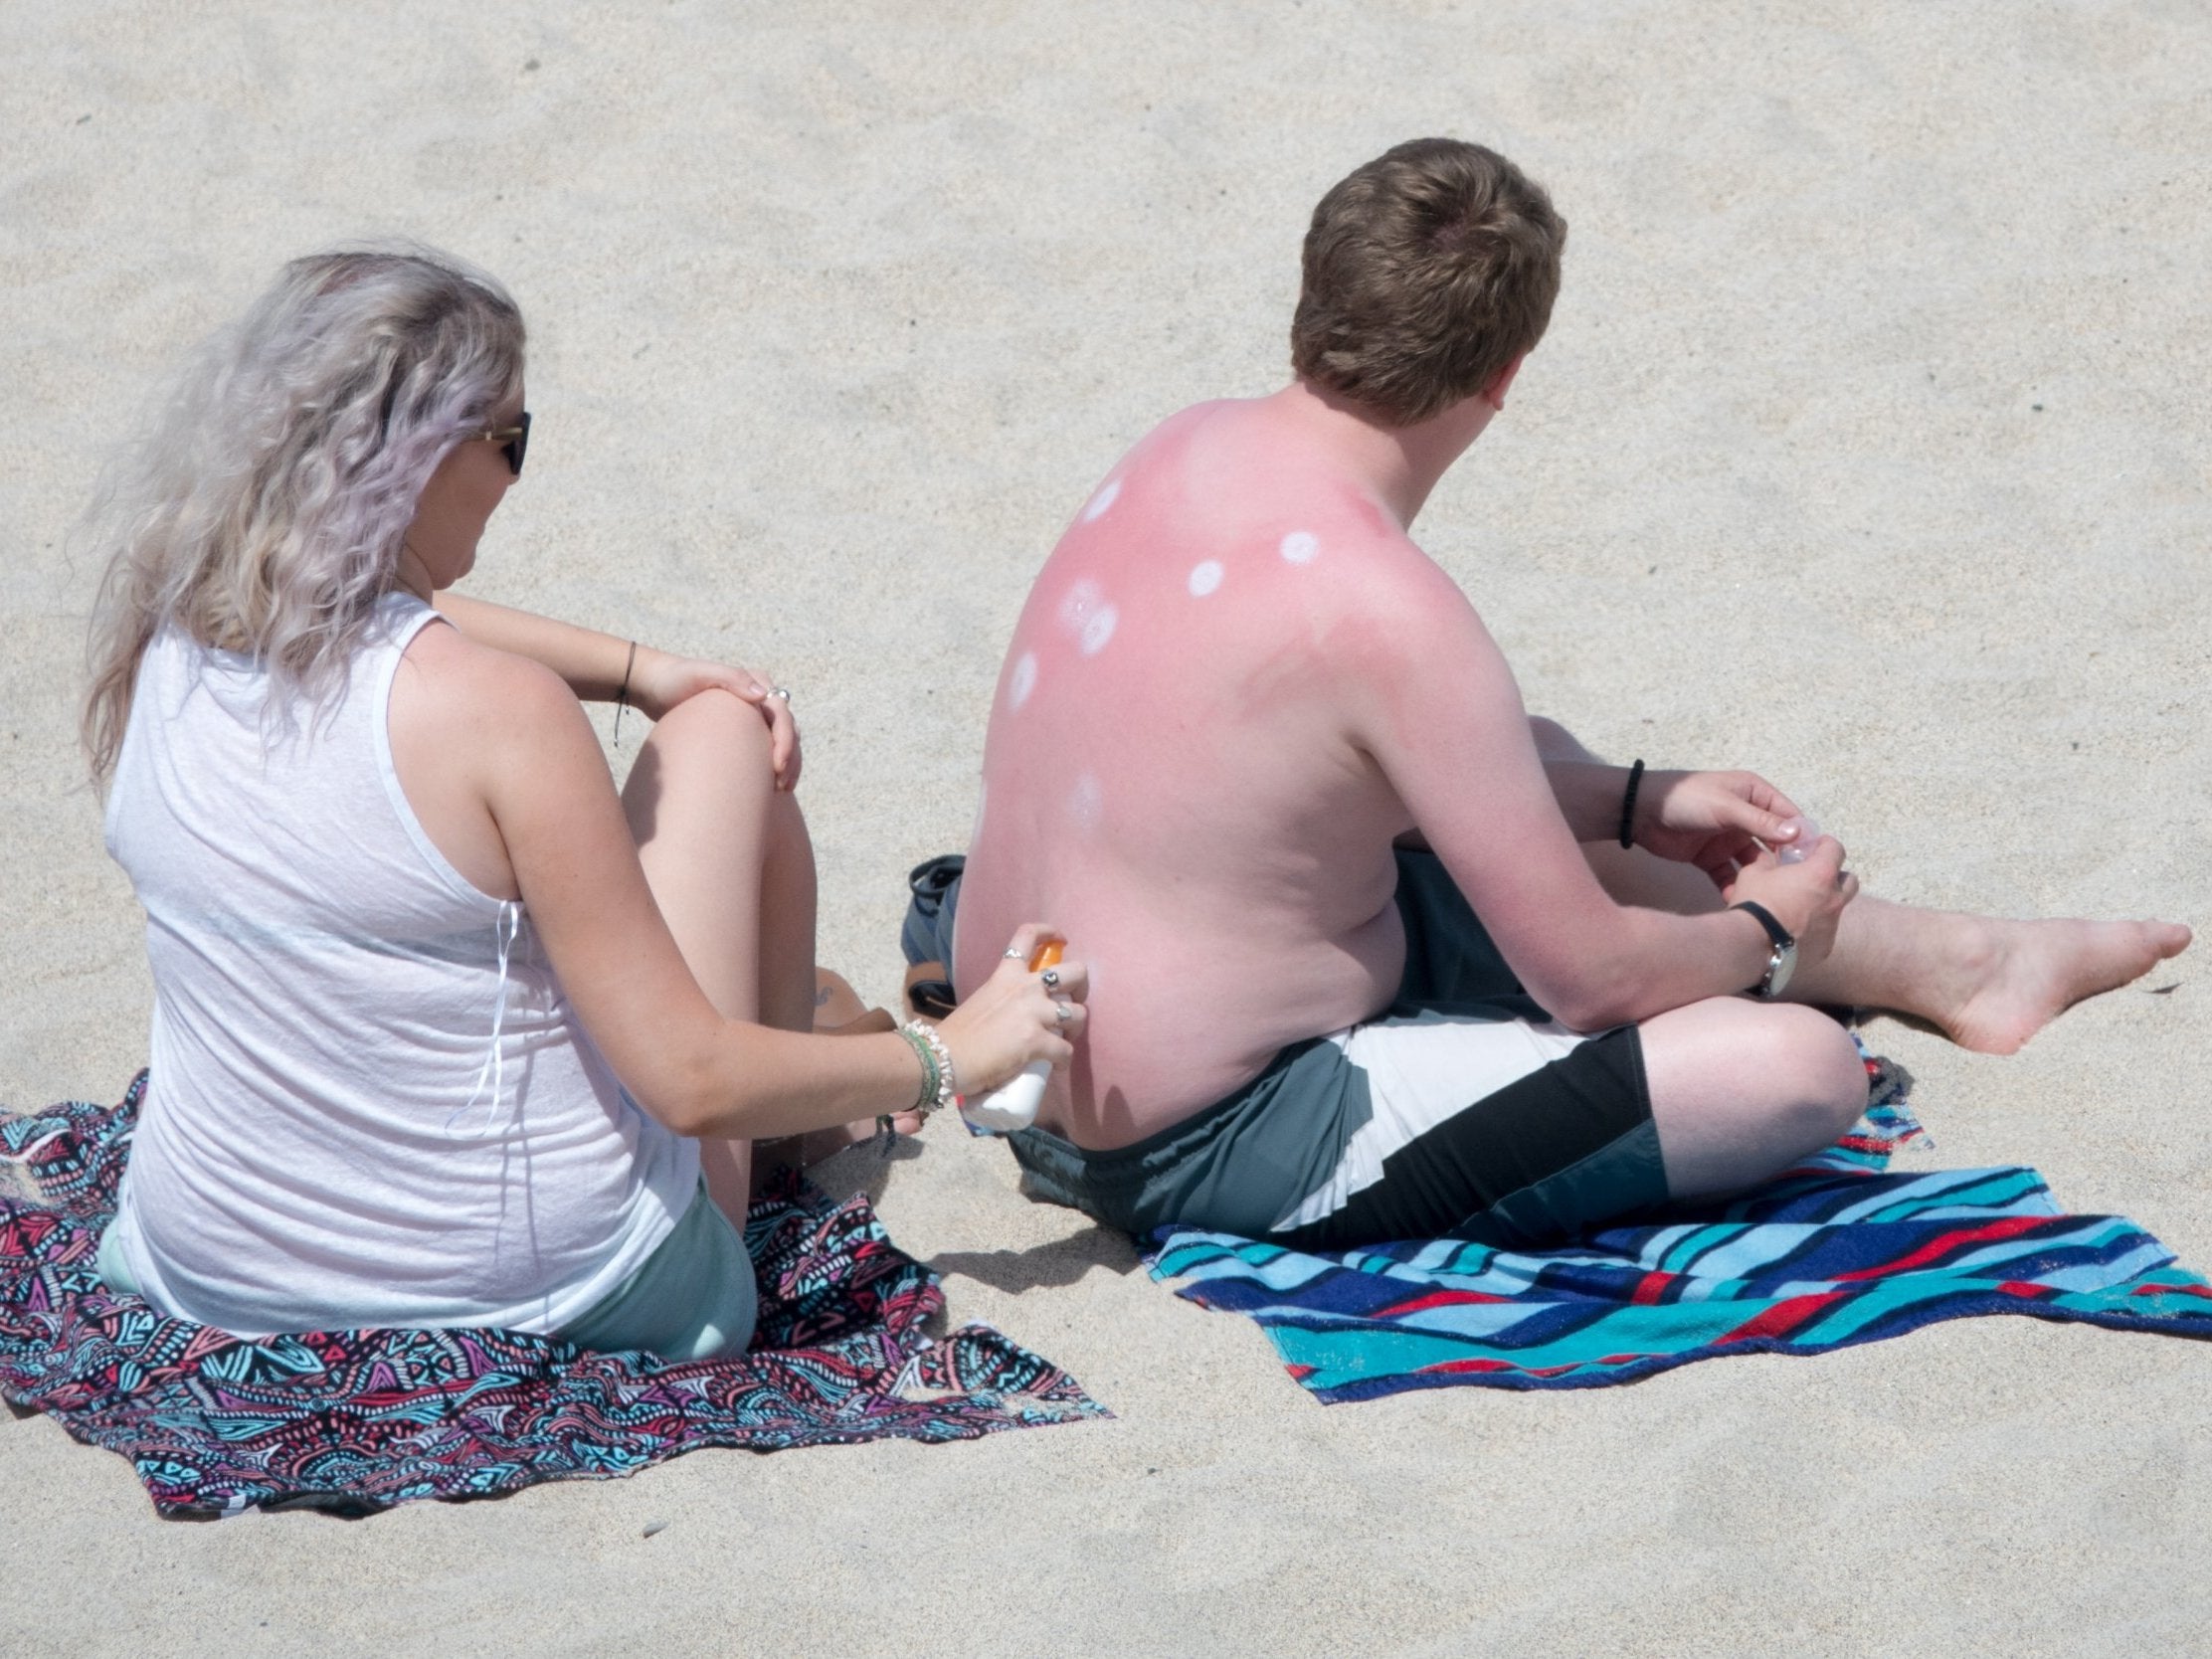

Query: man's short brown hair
[[1290, 138, 1567, 426]]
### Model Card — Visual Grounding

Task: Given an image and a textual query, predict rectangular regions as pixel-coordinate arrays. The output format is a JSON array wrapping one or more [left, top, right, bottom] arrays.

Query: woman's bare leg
[[622, 690, 816, 1225], [1530, 717, 2190, 1052]]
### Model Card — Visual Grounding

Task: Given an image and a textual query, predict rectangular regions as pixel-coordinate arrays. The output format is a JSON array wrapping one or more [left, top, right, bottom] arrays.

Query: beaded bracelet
[[897, 1019, 960, 1118], [894, 1023, 937, 1111]]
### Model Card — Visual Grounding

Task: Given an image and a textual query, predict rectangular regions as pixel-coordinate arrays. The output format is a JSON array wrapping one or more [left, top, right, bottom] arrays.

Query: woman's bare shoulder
[[394, 615, 584, 743], [388, 616, 610, 900]]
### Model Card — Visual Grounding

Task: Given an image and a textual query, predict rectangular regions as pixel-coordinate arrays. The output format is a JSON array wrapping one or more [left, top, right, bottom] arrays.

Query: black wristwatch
[[1730, 900, 1797, 1001]]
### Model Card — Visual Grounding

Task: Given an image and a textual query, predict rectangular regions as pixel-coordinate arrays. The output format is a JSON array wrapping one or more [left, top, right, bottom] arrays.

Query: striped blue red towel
[[1149, 1055, 2212, 1401]]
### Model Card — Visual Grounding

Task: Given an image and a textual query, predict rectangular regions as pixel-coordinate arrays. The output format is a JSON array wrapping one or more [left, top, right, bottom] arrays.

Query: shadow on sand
[[796, 1135, 1142, 1295], [926, 1225, 1145, 1295]]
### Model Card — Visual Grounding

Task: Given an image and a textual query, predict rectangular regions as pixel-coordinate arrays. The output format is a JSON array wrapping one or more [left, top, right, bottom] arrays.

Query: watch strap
[[1729, 900, 1794, 951]]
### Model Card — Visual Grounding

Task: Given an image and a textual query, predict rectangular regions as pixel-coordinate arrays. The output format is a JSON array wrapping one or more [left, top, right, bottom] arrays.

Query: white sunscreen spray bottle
[[960, 940, 1063, 1135]]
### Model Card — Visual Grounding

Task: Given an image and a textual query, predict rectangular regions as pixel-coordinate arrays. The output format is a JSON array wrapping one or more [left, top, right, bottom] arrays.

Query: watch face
[[1766, 941, 1798, 999]]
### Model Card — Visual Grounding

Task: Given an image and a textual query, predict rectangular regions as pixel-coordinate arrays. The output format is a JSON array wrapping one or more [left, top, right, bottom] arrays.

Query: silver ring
[[1054, 1002, 1075, 1024], [1040, 968, 1061, 990], [1002, 948, 1026, 960], [767, 685, 792, 702]]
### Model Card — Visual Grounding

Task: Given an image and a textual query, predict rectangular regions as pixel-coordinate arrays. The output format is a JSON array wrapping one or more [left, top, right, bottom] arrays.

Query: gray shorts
[[900, 849, 1666, 1249], [98, 1177, 756, 1359]]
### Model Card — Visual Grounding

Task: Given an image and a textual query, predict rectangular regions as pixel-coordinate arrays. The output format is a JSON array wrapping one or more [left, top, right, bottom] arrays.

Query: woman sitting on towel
[[79, 245, 1085, 1359]]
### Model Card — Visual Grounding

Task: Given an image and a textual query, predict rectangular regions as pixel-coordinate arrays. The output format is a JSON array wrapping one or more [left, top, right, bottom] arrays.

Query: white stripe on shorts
[[1270, 1009, 1591, 1233]]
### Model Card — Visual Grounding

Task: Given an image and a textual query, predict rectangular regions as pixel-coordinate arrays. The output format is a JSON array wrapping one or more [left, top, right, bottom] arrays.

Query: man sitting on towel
[[902, 137, 2190, 1250]]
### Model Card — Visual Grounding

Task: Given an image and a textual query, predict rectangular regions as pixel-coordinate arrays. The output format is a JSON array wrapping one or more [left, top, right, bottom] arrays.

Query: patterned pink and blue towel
[[1, 1074, 1106, 1518], [1150, 1058, 2212, 1402]]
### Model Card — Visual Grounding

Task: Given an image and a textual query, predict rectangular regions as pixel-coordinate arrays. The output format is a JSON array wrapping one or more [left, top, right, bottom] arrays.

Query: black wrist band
[[1617, 759, 1645, 850]]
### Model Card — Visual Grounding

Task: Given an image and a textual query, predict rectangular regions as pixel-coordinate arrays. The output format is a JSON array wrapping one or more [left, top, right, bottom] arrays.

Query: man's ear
[[1482, 354, 1527, 412]]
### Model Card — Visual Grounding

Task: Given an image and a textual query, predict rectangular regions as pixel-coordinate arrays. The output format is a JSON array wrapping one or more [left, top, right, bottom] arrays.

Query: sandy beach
[[4, 3, 2209, 1652]]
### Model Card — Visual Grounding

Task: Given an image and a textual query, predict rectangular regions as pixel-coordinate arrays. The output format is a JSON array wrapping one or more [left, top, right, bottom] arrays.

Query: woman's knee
[[642, 691, 775, 804], [624, 691, 776, 847], [647, 687, 773, 770]]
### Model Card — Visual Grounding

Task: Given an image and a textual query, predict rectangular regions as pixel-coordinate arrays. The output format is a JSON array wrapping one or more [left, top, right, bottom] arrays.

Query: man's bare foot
[[1935, 917, 2191, 1054]]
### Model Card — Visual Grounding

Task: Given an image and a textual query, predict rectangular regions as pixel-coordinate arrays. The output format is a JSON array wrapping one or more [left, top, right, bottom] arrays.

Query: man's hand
[[630, 650, 802, 791], [1633, 768, 1804, 886], [1724, 834, 1860, 975]]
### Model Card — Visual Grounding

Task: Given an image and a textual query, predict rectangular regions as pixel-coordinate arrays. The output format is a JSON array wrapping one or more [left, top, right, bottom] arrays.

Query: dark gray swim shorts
[[900, 849, 1667, 1249]]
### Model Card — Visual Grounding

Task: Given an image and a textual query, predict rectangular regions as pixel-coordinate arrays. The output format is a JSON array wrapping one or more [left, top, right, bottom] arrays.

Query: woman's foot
[[752, 970, 915, 1187], [1929, 915, 2191, 1054], [815, 967, 870, 1029]]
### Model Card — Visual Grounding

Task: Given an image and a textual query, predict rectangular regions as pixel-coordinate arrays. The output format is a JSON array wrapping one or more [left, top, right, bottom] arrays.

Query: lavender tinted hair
[[81, 244, 526, 781]]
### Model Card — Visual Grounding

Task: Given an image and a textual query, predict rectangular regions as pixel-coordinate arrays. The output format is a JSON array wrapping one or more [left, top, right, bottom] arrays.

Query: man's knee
[[1751, 1005, 1866, 1140]]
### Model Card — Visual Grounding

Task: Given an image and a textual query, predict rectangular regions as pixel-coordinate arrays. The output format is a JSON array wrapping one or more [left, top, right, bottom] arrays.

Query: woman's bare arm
[[441, 643, 1073, 1138], [432, 591, 640, 700], [434, 590, 802, 787]]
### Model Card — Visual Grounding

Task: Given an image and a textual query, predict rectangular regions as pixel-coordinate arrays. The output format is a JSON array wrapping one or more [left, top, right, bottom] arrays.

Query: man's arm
[[1337, 559, 1847, 1029], [1397, 762, 1630, 850], [1539, 749, 1807, 878], [1539, 758, 1638, 842]]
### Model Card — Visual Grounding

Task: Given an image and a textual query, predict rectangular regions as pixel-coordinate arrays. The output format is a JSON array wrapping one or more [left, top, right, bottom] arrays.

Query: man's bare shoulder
[[1278, 510, 1490, 666], [1187, 408, 1468, 614], [1032, 395, 1500, 720]]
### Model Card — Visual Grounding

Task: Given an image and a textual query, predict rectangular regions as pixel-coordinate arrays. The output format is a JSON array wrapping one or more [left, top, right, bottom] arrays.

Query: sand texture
[[4, 4, 2209, 1653]]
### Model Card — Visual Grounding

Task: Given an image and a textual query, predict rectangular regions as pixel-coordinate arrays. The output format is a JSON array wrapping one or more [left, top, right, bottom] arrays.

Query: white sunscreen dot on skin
[[1059, 578, 1117, 653], [1080, 606, 1118, 654], [1189, 560, 1224, 597], [1059, 578, 1105, 634], [1280, 530, 1320, 565], [1009, 651, 1037, 709], [969, 780, 987, 841], [1068, 773, 1103, 832], [1080, 478, 1122, 522]]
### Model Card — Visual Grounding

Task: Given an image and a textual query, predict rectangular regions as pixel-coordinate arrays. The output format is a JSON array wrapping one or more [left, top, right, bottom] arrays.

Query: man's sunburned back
[[956, 397, 1454, 1148]]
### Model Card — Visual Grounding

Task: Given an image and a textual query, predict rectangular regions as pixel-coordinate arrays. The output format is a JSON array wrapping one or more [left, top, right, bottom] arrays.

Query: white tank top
[[101, 595, 698, 1338]]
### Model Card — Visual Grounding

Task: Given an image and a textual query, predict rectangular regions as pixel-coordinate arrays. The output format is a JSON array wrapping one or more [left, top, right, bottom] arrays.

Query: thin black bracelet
[[1617, 758, 1645, 849], [612, 639, 639, 745]]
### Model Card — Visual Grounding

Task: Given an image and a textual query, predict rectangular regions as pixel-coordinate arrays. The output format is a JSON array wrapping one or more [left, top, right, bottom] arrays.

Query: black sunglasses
[[478, 410, 531, 477]]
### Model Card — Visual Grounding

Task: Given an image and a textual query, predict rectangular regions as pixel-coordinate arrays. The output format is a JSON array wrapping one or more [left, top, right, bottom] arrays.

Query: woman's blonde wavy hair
[[81, 244, 526, 782]]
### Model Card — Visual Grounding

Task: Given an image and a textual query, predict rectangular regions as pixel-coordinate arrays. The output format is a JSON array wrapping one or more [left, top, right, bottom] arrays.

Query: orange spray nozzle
[[1027, 940, 1064, 973]]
